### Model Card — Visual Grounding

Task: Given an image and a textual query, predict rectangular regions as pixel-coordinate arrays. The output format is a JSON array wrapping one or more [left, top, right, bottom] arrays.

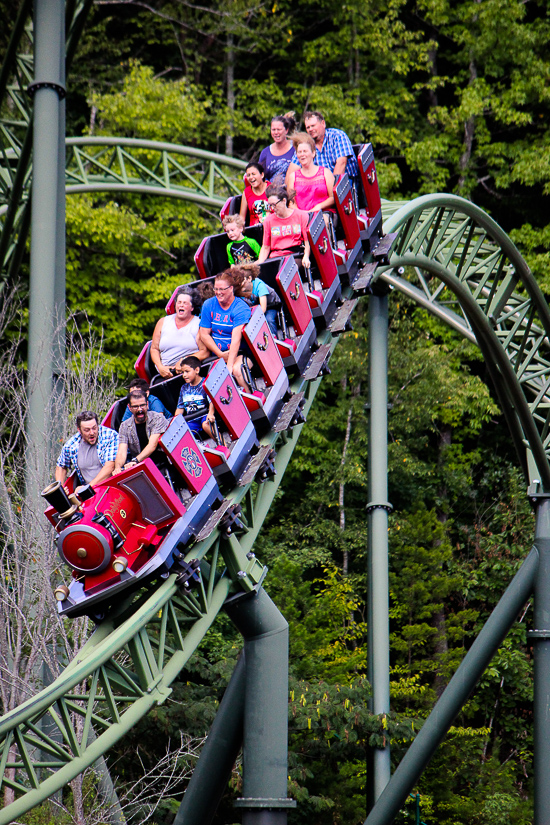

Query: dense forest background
[[2, 0, 550, 822]]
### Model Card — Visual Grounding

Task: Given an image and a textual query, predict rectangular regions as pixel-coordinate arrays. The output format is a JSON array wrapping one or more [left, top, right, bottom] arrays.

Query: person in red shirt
[[257, 185, 311, 269], [238, 161, 270, 226]]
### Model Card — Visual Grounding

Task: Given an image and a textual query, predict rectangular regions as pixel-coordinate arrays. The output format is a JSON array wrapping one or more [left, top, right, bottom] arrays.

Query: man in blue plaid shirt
[[55, 411, 118, 487], [288, 110, 359, 185]]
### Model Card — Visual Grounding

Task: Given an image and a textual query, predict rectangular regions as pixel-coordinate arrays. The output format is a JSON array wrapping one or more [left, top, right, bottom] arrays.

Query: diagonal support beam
[[363, 545, 538, 825]]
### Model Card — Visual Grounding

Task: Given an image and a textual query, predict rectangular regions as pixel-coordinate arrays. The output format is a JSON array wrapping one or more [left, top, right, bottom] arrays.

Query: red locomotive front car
[[44, 417, 223, 619]]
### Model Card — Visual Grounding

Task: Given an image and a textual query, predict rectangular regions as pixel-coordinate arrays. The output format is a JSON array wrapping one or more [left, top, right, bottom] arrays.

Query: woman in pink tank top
[[285, 132, 335, 217]]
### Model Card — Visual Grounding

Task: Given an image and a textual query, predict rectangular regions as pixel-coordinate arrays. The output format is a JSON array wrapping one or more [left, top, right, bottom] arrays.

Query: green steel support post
[[363, 545, 539, 825], [366, 287, 392, 808], [54, 4, 66, 384], [531, 494, 550, 825], [226, 587, 296, 825], [174, 653, 246, 825], [40, 8, 67, 790], [26, 0, 65, 498]]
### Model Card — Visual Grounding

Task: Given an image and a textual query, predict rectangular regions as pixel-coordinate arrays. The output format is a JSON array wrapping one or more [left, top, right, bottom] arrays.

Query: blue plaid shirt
[[56, 426, 119, 484], [290, 128, 359, 181]]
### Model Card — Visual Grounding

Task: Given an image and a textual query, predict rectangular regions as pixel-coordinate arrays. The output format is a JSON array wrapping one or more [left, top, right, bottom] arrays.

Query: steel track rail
[[2, 36, 549, 812], [378, 194, 550, 486], [0, 0, 89, 287], [1, 192, 548, 818], [0, 135, 247, 286]]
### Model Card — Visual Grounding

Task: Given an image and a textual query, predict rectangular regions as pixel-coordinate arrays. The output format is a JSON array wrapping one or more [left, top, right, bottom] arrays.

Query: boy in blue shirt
[[174, 356, 213, 436], [235, 263, 280, 337]]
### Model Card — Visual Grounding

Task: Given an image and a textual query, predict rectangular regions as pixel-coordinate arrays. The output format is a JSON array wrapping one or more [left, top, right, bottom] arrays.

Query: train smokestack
[[41, 481, 72, 514]]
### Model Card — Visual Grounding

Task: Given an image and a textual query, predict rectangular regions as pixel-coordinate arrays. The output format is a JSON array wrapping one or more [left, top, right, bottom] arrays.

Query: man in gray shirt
[[56, 411, 119, 487], [113, 389, 169, 474]]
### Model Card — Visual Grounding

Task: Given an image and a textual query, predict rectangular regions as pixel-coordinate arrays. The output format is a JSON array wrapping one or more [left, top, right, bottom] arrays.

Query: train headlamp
[[112, 557, 128, 574], [54, 584, 70, 602]]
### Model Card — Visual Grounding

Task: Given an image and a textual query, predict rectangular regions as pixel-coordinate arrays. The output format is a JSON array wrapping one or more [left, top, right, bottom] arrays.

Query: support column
[[226, 587, 296, 825], [531, 494, 550, 825], [174, 654, 246, 825], [28, 1, 70, 800], [366, 287, 392, 809], [26, 0, 66, 498], [54, 1, 66, 383]]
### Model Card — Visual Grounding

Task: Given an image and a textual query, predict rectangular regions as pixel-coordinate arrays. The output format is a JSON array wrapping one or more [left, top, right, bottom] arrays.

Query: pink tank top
[[294, 167, 331, 211]]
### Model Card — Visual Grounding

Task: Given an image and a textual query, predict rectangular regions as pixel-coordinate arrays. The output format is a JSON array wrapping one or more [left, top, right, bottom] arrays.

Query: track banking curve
[[378, 195, 550, 490], [2, 2, 550, 821]]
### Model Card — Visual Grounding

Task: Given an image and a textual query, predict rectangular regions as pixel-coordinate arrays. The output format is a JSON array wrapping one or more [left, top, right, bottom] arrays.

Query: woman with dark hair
[[199, 269, 252, 389], [238, 161, 270, 226], [151, 288, 207, 378], [257, 185, 310, 269], [259, 112, 296, 183]]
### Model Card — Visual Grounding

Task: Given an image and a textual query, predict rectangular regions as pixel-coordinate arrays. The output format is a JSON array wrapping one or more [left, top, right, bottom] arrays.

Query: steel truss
[[3, 190, 549, 820], [0, 356, 323, 822], [362, 194, 550, 825], [4, 3, 550, 813], [0, 0, 93, 289], [64, 137, 246, 206], [378, 194, 550, 488]]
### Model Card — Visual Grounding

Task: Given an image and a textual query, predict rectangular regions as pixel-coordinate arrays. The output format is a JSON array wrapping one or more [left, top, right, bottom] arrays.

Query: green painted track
[[0, 0, 93, 288], [1, 191, 547, 820], [64, 137, 246, 205], [0, 360, 324, 823], [377, 195, 550, 488], [2, 0, 550, 819], [0, 0, 245, 290]]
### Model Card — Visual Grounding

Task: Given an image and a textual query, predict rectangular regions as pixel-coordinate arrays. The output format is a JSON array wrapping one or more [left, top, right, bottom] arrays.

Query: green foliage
[[19, 772, 111, 825], [287, 678, 414, 825], [419, 741, 532, 825], [390, 505, 468, 702], [266, 559, 367, 682], [4, 0, 550, 818], [510, 221, 550, 293], [19, 806, 73, 825], [90, 61, 211, 144]]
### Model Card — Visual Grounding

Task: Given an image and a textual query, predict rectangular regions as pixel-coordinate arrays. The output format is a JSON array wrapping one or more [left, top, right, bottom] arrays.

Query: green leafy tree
[[89, 61, 211, 144], [65, 190, 216, 379]]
